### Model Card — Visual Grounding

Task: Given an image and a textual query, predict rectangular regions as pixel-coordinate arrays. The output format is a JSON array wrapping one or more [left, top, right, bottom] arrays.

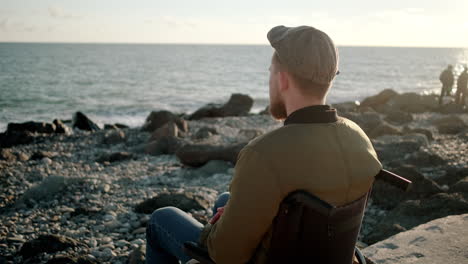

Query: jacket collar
[[283, 105, 338, 126]]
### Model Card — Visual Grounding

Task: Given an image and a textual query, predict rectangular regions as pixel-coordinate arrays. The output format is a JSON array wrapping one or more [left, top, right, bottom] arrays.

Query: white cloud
[[48, 6, 82, 19]]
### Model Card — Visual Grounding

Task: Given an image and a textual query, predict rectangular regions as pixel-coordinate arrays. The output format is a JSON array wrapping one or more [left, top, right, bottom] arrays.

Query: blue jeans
[[146, 192, 230, 264]]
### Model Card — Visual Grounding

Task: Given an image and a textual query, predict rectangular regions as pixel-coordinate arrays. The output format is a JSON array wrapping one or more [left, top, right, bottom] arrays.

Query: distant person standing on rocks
[[145, 25, 382, 264], [439, 65, 454, 105], [455, 66, 467, 106]]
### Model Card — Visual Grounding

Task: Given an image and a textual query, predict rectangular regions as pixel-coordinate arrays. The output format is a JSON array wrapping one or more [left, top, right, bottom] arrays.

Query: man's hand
[[209, 207, 225, 224]]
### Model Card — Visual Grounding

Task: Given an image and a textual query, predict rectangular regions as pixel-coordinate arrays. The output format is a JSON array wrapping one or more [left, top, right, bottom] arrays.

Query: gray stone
[[363, 214, 468, 264], [189, 93, 254, 120], [432, 115, 467, 134]]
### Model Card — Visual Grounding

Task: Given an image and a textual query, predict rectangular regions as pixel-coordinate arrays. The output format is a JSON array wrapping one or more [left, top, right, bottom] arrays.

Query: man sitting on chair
[[145, 25, 382, 264]]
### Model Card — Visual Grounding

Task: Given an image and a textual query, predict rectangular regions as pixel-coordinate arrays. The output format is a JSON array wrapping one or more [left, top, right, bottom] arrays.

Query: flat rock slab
[[363, 213, 468, 264]]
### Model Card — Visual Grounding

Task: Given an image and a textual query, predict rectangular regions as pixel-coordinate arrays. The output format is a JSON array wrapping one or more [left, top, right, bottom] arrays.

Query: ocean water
[[0, 43, 467, 132]]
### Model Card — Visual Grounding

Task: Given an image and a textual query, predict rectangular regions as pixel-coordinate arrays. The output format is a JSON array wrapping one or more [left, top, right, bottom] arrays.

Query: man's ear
[[278, 71, 290, 92]]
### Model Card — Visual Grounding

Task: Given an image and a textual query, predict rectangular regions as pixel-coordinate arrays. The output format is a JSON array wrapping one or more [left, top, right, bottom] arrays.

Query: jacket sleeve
[[206, 146, 282, 264]]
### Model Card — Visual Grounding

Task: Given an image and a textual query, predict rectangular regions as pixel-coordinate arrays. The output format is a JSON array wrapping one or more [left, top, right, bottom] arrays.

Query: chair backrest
[[264, 190, 369, 264]]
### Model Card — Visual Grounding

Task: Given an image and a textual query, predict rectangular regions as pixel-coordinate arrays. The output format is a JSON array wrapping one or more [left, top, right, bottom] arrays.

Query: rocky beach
[[1, 91, 467, 264]]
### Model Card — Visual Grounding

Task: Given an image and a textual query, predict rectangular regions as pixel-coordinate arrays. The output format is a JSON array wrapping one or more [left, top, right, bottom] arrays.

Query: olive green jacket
[[201, 105, 382, 264]]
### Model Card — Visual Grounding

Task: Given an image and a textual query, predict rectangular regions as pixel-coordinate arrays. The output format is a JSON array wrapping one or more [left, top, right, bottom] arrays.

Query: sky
[[1, 0, 468, 47]]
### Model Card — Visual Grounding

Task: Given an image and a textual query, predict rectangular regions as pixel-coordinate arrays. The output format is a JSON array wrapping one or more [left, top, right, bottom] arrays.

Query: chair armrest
[[183, 242, 216, 264], [355, 247, 366, 264], [375, 169, 412, 191]]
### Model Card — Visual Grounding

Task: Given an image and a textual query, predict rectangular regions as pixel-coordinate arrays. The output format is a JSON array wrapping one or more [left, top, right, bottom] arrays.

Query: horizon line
[[0, 41, 466, 49]]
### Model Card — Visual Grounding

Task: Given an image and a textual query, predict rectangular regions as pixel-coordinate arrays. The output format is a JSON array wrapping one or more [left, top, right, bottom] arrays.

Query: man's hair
[[272, 52, 330, 98]]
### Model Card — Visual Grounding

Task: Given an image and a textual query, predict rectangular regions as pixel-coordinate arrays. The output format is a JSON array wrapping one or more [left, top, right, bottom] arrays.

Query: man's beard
[[269, 97, 288, 120]]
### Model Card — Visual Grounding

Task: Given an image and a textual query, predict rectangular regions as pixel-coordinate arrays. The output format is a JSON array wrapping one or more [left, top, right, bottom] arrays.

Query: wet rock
[[0, 131, 36, 148], [342, 112, 383, 134], [332, 101, 360, 113], [360, 89, 398, 110], [72, 112, 100, 131], [238, 129, 263, 141], [176, 142, 247, 167], [96, 152, 133, 163], [437, 102, 467, 114], [104, 123, 129, 130], [102, 130, 126, 144], [141, 110, 188, 133], [7, 121, 56, 134], [134, 191, 211, 214], [193, 127, 218, 140], [384, 110, 413, 125], [19, 234, 87, 259], [189, 93, 254, 120], [388, 93, 439, 113], [373, 134, 428, 162], [432, 115, 467, 134], [149, 122, 179, 141], [145, 136, 187, 156], [184, 160, 232, 178], [402, 126, 433, 141], [364, 192, 468, 244], [369, 122, 402, 138], [403, 149, 447, 167], [451, 176, 468, 193], [435, 167, 468, 187], [371, 165, 443, 209], [53, 119, 71, 134]]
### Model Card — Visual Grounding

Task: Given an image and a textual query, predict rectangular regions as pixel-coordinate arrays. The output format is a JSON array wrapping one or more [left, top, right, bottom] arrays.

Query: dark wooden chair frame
[[183, 169, 411, 264]]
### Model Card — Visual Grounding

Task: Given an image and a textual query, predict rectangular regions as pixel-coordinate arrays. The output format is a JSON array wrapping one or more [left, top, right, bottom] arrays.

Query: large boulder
[[19, 234, 87, 259], [134, 191, 212, 214], [373, 134, 428, 163], [332, 101, 360, 114], [435, 167, 468, 187], [52, 119, 71, 134], [364, 192, 468, 244], [388, 93, 439, 113], [371, 165, 443, 209], [451, 176, 468, 193], [101, 130, 126, 145], [0, 131, 36, 148], [7, 121, 56, 134], [189, 94, 254, 120], [342, 112, 383, 134], [141, 110, 188, 133], [402, 126, 433, 141], [72, 112, 100, 131], [431, 115, 467, 134], [176, 142, 247, 167], [369, 122, 402, 138], [359, 89, 398, 110], [437, 102, 467, 114], [362, 214, 468, 264], [145, 136, 187, 156], [384, 110, 413, 125], [149, 122, 179, 142]]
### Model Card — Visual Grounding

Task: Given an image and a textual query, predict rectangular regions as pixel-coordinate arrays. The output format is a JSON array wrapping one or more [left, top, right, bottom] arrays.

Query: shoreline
[[1, 90, 467, 263]]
